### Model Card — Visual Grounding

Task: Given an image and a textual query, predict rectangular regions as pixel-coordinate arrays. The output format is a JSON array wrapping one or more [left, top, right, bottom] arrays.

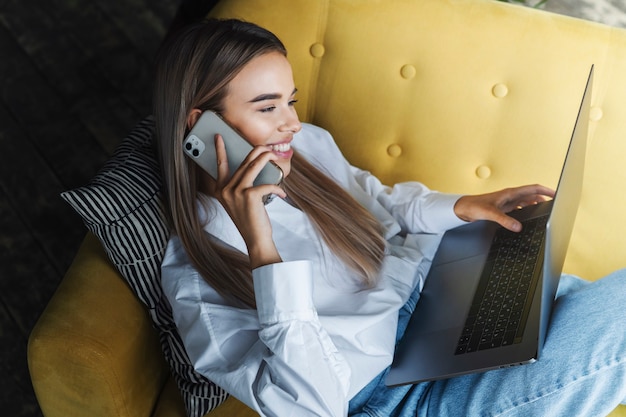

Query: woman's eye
[[260, 106, 276, 113], [289, 99, 298, 106]]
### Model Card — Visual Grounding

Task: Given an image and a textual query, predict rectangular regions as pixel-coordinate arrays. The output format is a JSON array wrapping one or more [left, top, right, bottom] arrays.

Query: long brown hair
[[153, 19, 385, 308]]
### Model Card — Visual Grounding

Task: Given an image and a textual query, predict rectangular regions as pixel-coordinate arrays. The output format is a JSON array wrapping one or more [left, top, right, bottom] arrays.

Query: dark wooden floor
[[0, 1, 179, 415]]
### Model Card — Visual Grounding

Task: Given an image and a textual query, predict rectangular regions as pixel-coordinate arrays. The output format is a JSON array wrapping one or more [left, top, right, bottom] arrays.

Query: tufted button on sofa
[[28, 0, 626, 416]]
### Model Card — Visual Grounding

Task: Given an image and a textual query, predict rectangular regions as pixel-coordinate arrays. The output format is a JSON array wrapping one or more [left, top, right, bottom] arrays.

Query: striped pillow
[[61, 116, 228, 417]]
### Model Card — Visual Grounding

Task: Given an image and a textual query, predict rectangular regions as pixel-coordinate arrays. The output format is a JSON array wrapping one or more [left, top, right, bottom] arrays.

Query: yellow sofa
[[28, 0, 626, 416]]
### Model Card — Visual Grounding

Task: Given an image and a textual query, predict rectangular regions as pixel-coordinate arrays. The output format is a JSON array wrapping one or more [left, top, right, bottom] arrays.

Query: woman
[[154, 19, 626, 416]]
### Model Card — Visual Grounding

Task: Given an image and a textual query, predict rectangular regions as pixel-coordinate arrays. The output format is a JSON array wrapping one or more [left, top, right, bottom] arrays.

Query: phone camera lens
[[192, 149, 200, 157], [185, 142, 192, 151]]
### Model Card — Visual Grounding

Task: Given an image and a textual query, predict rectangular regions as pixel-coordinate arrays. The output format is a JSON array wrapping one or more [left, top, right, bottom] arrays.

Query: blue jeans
[[349, 270, 626, 417]]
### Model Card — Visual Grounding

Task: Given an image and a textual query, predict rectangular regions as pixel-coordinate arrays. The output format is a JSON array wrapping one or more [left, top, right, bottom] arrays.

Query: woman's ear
[[187, 109, 203, 130]]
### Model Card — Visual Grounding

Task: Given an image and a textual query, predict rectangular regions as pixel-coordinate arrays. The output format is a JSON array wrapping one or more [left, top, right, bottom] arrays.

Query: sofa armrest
[[28, 233, 169, 417]]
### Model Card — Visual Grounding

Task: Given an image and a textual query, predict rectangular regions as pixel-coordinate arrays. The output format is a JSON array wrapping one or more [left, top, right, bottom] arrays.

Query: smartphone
[[183, 111, 284, 187]]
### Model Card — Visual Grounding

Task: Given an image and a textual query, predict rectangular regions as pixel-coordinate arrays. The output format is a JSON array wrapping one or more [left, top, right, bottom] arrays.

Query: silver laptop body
[[386, 66, 593, 386]]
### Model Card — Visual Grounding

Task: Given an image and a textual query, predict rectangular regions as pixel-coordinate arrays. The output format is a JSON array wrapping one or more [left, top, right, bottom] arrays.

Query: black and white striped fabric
[[61, 116, 228, 417]]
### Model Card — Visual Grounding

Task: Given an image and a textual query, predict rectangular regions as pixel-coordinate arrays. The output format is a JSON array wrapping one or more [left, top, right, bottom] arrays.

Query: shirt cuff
[[253, 260, 316, 325], [423, 193, 468, 232]]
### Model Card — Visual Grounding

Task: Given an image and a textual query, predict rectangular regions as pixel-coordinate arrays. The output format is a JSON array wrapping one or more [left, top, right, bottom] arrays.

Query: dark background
[[0, 1, 188, 415]]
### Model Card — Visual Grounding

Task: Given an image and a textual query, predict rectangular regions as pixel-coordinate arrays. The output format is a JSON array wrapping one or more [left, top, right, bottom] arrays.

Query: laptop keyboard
[[455, 215, 548, 355]]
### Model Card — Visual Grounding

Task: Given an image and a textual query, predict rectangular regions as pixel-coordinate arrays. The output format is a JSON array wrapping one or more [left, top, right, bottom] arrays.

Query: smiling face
[[220, 51, 302, 177]]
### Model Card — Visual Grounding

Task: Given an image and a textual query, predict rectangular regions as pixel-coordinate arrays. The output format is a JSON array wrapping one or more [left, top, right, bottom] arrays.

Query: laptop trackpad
[[432, 220, 497, 266], [411, 254, 485, 334]]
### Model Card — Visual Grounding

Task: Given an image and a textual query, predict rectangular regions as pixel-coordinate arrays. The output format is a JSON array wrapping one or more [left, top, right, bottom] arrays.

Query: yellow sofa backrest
[[210, 0, 626, 280]]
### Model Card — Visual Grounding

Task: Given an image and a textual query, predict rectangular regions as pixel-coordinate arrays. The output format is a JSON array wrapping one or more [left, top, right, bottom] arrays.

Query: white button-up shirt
[[161, 123, 465, 417]]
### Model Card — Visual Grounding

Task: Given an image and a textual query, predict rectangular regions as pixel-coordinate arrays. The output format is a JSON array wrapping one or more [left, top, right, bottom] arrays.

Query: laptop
[[386, 65, 594, 386]]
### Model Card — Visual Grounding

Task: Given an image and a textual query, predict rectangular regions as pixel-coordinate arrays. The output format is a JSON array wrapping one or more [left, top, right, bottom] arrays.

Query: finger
[[515, 184, 556, 200], [246, 184, 287, 201], [220, 182, 286, 209], [217, 144, 273, 195], [214, 134, 230, 187], [219, 149, 283, 206], [231, 148, 280, 187], [507, 195, 546, 210], [534, 184, 556, 198], [500, 185, 555, 211], [493, 211, 522, 233]]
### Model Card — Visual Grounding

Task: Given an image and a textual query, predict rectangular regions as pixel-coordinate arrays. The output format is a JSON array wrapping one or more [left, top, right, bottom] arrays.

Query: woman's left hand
[[454, 184, 555, 232]]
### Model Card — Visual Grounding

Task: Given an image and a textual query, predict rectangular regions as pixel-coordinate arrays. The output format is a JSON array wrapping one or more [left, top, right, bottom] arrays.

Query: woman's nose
[[280, 111, 302, 133]]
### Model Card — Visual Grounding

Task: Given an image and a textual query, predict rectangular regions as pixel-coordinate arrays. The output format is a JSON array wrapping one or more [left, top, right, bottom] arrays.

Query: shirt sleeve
[[350, 165, 467, 234], [162, 248, 351, 417], [293, 124, 465, 235]]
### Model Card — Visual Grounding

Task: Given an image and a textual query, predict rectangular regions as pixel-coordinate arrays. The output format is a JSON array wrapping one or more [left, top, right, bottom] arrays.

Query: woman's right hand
[[211, 134, 286, 269]]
